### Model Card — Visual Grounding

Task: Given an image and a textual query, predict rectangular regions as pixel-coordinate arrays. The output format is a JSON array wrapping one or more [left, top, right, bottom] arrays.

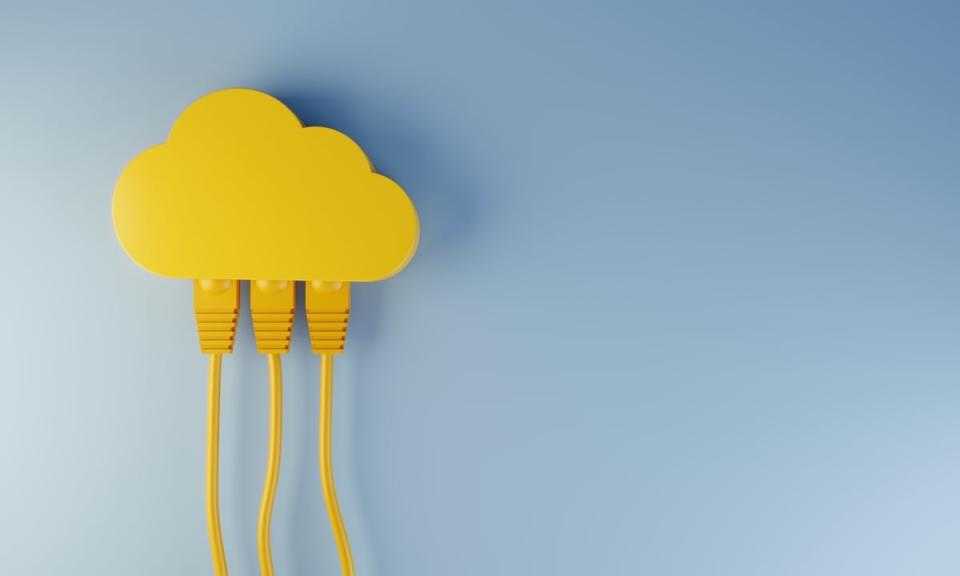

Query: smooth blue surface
[[1, 1, 959, 574]]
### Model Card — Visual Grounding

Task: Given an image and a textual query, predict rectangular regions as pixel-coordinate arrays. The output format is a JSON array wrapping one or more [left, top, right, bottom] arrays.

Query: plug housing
[[251, 280, 295, 354], [306, 281, 350, 354], [193, 280, 240, 354]]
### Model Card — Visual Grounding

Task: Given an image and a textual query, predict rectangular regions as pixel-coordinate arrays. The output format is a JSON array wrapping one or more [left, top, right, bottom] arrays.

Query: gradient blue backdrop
[[1, 1, 959, 574]]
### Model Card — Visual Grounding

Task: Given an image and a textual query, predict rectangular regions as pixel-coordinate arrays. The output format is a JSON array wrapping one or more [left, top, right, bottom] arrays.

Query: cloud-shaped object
[[113, 89, 419, 281]]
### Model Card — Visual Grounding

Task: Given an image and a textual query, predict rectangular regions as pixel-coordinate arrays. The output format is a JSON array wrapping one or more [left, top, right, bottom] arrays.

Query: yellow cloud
[[112, 89, 419, 281]]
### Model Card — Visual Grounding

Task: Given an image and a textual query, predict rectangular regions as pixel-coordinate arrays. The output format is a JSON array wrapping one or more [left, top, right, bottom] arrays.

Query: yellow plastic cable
[[320, 353, 355, 576], [258, 354, 283, 576], [206, 354, 228, 576]]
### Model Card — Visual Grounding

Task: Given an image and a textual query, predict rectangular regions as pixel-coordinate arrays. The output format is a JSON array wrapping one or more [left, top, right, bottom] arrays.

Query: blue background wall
[[1, 1, 959, 574]]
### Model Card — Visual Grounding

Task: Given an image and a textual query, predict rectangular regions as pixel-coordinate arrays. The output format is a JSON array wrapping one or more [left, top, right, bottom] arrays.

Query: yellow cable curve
[[206, 354, 228, 576], [320, 353, 355, 576], [258, 354, 283, 576]]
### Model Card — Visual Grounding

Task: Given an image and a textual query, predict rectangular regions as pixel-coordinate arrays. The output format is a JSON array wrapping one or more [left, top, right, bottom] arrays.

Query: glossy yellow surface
[[112, 88, 419, 281], [111, 88, 417, 575], [319, 353, 354, 576], [206, 354, 228, 576]]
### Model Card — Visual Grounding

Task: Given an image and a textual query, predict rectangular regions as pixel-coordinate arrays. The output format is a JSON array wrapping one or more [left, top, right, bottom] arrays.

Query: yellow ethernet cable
[[194, 279, 240, 576], [307, 281, 354, 575], [251, 279, 295, 576], [320, 353, 354, 576], [206, 354, 228, 576]]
